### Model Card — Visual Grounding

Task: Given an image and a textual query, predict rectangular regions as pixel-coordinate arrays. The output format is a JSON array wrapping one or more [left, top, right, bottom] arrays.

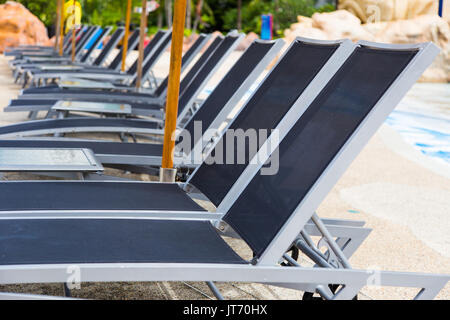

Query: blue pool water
[[386, 84, 450, 167], [206, 83, 450, 167]]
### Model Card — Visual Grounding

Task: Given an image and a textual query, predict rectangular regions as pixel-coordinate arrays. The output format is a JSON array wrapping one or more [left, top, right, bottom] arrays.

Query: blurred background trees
[[0, 0, 336, 37]]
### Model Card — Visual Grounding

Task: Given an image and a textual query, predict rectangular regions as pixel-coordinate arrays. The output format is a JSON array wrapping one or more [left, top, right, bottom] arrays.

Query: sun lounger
[[10, 26, 98, 66], [0, 40, 446, 300], [11, 27, 115, 83], [57, 33, 210, 92], [5, 35, 223, 117], [0, 38, 284, 174], [14, 26, 117, 86], [20, 30, 171, 88], [0, 34, 242, 134], [4, 26, 88, 59], [51, 32, 244, 119]]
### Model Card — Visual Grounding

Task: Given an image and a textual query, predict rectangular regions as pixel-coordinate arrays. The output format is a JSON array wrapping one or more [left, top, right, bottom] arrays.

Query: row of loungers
[[0, 33, 448, 300]]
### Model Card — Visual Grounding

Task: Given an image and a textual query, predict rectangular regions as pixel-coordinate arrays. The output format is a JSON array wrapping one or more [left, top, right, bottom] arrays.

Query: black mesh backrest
[[190, 40, 340, 206], [93, 27, 125, 66], [80, 27, 110, 63], [64, 26, 90, 53], [62, 28, 73, 53], [62, 28, 74, 47], [177, 34, 241, 116], [108, 29, 141, 70], [75, 26, 97, 56], [131, 31, 172, 86], [182, 40, 277, 151], [153, 34, 208, 98], [223, 46, 418, 258], [126, 30, 167, 75], [178, 36, 223, 98]]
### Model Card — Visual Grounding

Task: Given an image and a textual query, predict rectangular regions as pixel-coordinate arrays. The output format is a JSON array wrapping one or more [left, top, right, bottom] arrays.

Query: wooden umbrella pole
[[71, 22, 76, 62], [135, 0, 148, 89], [59, 0, 64, 56], [55, 0, 61, 51], [160, 0, 187, 181], [121, 0, 133, 72]]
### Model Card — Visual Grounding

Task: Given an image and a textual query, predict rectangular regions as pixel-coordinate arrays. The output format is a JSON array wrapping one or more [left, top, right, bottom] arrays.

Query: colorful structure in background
[[439, 0, 444, 17], [64, 0, 82, 33], [261, 14, 273, 40]]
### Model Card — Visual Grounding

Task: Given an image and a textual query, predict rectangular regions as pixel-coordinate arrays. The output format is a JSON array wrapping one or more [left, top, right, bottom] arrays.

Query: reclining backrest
[[79, 27, 111, 63], [108, 29, 141, 71], [126, 30, 168, 75], [178, 36, 223, 98], [182, 39, 283, 151], [153, 34, 209, 98], [63, 27, 80, 54], [176, 33, 243, 118], [131, 31, 173, 85], [62, 27, 75, 48], [92, 27, 125, 66], [222, 43, 437, 260], [70, 26, 96, 58], [63, 26, 89, 53], [75, 26, 100, 59], [189, 40, 342, 207]]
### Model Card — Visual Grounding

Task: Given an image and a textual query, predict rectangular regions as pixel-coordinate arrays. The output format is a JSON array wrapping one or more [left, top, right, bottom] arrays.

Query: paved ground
[[0, 53, 448, 300]]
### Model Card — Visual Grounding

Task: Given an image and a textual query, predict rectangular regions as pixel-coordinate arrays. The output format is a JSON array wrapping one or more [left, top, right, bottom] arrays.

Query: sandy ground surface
[[0, 52, 449, 300]]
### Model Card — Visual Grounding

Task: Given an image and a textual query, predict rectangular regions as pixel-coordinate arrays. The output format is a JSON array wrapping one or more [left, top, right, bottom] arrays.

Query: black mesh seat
[[0, 118, 159, 136], [0, 181, 205, 212], [31, 68, 123, 75], [0, 219, 246, 265], [0, 140, 163, 157], [6, 99, 163, 112], [8, 99, 57, 106]]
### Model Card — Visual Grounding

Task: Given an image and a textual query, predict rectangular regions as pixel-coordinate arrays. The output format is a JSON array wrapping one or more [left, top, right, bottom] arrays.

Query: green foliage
[[1, 0, 336, 37], [223, 0, 270, 34], [223, 0, 334, 36], [275, 0, 334, 30], [0, 0, 56, 27], [82, 0, 142, 27]]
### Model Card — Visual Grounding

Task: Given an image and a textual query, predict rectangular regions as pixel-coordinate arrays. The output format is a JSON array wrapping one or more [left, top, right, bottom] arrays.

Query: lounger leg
[[13, 70, 20, 82], [293, 213, 366, 300], [206, 282, 224, 300], [311, 213, 352, 269], [63, 283, 72, 298], [28, 111, 38, 120], [22, 74, 28, 88], [119, 133, 128, 142], [45, 110, 56, 119]]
